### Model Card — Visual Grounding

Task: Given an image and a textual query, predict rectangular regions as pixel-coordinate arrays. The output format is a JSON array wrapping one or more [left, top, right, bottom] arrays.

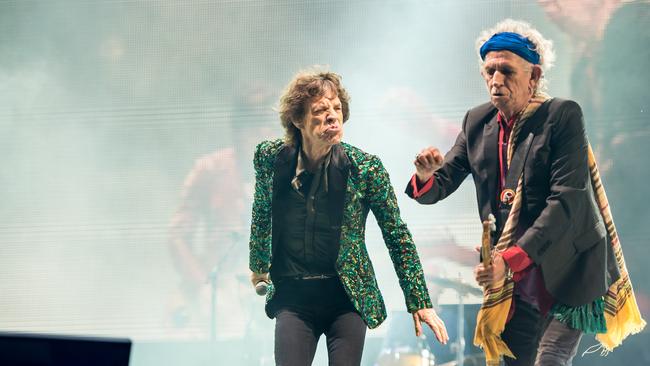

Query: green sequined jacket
[[249, 139, 432, 328]]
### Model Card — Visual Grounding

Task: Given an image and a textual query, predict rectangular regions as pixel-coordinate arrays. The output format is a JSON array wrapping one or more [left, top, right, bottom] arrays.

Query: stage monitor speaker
[[0, 332, 131, 366]]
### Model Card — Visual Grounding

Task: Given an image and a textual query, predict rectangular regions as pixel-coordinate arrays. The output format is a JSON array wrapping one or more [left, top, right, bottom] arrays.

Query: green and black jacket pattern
[[249, 139, 432, 328]]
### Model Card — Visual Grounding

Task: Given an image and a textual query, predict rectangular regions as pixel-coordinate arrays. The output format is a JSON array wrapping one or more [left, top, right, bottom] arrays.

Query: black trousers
[[269, 277, 366, 366], [502, 296, 582, 366]]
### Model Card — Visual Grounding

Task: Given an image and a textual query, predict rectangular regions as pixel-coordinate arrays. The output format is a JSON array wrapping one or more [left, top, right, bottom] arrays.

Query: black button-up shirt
[[271, 149, 339, 280]]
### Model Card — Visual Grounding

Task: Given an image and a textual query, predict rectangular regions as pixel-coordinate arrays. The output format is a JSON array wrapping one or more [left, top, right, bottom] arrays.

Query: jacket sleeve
[[405, 110, 471, 204], [367, 155, 433, 312], [517, 101, 593, 263], [249, 142, 274, 274]]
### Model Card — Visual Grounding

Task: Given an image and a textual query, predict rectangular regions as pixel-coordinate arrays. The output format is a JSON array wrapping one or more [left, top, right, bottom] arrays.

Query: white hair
[[476, 19, 556, 92]]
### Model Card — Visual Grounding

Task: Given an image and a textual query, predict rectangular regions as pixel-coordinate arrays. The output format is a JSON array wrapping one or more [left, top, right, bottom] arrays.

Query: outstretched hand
[[412, 308, 449, 344]]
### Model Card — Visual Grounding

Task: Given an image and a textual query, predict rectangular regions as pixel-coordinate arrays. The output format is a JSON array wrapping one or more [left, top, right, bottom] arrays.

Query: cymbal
[[425, 276, 482, 296], [417, 242, 477, 267]]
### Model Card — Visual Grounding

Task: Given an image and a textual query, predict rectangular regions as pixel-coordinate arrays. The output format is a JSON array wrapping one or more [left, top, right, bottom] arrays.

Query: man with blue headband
[[405, 19, 644, 366]]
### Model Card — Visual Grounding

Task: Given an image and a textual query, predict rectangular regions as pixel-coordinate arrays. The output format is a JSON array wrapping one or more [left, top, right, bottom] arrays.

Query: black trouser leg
[[534, 317, 582, 366], [271, 278, 366, 365], [325, 311, 366, 366], [274, 310, 319, 366], [502, 297, 543, 366]]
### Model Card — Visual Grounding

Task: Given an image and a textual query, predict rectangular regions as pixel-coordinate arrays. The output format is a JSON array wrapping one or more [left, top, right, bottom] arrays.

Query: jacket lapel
[[272, 144, 296, 200], [482, 113, 499, 217], [503, 99, 552, 191], [513, 99, 551, 149], [327, 144, 350, 227], [271, 143, 296, 256], [485, 100, 552, 225]]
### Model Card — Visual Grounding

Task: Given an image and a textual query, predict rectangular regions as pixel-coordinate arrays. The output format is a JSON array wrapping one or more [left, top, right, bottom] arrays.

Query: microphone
[[255, 281, 269, 296]]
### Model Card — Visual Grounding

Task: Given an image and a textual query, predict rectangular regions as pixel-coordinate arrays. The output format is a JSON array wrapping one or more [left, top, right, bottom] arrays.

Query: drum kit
[[375, 275, 485, 366]]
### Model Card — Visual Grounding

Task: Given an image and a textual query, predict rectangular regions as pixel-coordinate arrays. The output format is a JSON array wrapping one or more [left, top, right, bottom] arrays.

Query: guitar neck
[[481, 221, 491, 266]]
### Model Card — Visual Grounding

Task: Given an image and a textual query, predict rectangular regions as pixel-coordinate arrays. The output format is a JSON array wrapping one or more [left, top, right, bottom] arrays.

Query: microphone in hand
[[250, 272, 270, 296], [255, 280, 269, 296]]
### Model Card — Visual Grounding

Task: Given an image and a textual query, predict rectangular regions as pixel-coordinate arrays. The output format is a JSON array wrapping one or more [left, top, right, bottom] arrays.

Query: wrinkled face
[[295, 89, 344, 149], [481, 50, 539, 117]]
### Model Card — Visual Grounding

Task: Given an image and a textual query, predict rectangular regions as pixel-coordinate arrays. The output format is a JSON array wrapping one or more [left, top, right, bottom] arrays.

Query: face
[[481, 51, 540, 118], [295, 89, 344, 149]]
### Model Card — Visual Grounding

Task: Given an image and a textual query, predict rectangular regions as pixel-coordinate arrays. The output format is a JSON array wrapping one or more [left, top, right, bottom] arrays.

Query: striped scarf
[[473, 95, 645, 365], [589, 144, 646, 351]]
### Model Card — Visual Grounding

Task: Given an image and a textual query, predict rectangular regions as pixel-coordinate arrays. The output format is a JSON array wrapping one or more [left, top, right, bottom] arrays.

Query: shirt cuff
[[502, 245, 534, 282], [410, 174, 434, 198]]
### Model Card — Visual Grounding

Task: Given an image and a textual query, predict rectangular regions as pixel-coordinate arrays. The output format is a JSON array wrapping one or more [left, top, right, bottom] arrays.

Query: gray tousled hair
[[476, 19, 556, 93]]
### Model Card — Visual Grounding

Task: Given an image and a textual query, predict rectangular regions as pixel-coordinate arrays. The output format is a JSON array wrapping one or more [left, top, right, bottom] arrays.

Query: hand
[[474, 252, 507, 288], [250, 272, 269, 287], [414, 147, 444, 183], [412, 308, 448, 344]]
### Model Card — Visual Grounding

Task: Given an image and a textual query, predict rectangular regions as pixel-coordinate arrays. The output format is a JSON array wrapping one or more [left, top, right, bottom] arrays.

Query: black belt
[[280, 274, 336, 281]]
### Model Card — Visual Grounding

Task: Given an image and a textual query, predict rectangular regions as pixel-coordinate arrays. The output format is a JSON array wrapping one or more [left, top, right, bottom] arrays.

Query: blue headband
[[479, 32, 540, 65]]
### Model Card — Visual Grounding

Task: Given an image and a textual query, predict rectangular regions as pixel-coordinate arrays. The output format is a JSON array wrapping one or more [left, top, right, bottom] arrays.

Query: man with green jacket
[[249, 69, 448, 365]]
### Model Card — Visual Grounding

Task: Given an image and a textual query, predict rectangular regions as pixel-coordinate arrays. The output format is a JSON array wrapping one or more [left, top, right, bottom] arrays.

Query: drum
[[376, 306, 483, 366], [375, 346, 435, 366]]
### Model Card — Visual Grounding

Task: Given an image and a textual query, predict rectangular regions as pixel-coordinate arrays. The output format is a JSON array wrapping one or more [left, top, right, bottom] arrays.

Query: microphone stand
[[208, 265, 218, 342], [207, 236, 240, 342], [455, 273, 465, 366]]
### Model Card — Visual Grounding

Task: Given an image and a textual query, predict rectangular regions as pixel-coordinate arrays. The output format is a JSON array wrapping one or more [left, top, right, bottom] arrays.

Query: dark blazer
[[250, 139, 432, 328], [406, 98, 619, 306]]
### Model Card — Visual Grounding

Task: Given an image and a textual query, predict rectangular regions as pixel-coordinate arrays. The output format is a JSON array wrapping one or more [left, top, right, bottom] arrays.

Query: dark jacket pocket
[[573, 223, 606, 253]]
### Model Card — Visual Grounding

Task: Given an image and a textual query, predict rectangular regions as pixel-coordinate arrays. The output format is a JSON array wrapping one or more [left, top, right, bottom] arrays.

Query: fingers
[[474, 264, 493, 288], [413, 149, 428, 167], [414, 309, 448, 344], [412, 312, 422, 337], [414, 147, 443, 168], [423, 312, 448, 344], [414, 147, 444, 185], [423, 153, 435, 167], [250, 272, 269, 287], [431, 150, 444, 166]]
